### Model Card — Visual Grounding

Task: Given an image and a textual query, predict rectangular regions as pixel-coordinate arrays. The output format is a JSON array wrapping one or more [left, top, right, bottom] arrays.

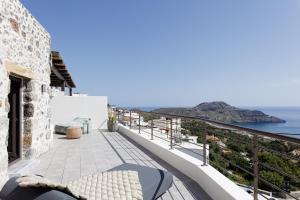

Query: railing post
[[166, 119, 169, 138], [202, 128, 208, 166], [117, 110, 120, 122], [138, 112, 141, 134], [129, 110, 132, 129], [175, 118, 178, 144], [284, 179, 291, 194], [86, 121, 89, 134], [170, 118, 173, 149], [151, 119, 154, 140], [175, 118, 178, 134], [253, 134, 259, 200]]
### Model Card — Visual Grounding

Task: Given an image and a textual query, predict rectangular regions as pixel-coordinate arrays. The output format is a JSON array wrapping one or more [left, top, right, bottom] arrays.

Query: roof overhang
[[50, 51, 76, 88]]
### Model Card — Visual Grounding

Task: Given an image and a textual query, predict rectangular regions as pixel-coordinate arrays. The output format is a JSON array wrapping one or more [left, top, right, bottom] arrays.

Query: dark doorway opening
[[8, 76, 22, 163]]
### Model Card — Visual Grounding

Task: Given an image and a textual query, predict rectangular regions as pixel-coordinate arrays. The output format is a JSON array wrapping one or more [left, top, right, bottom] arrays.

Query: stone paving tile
[[24, 130, 211, 200]]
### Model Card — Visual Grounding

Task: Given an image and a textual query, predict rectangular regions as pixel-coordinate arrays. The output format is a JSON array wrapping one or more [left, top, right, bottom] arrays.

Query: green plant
[[108, 112, 116, 122], [259, 170, 284, 191], [181, 119, 300, 192]]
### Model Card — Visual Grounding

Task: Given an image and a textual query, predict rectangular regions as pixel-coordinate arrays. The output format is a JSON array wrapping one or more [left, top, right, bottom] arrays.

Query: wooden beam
[[61, 81, 65, 92], [51, 66, 72, 88], [53, 63, 65, 68], [51, 65, 64, 80], [51, 51, 76, 88]]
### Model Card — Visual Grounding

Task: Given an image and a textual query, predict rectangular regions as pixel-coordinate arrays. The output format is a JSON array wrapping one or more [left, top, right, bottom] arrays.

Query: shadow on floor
[[99, 130, 212, 200]]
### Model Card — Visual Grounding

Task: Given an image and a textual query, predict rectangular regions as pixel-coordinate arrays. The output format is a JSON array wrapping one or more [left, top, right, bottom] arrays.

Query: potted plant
[[107, 112, 117, 132]]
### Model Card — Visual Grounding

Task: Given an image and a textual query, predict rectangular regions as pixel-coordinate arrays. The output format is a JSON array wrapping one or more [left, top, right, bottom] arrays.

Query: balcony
[[9, 131, 211, 200], [7, 107, 300, 200], [115, 109, 300, 200]]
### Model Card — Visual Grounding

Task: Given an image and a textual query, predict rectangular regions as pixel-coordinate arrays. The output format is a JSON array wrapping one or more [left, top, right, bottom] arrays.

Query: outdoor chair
[[0, 163, 173, 200], [72, 117, 91, 134]]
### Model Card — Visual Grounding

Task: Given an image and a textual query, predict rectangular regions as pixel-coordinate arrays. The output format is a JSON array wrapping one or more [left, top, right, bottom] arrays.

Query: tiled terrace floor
[[18, 131, 211, 200]]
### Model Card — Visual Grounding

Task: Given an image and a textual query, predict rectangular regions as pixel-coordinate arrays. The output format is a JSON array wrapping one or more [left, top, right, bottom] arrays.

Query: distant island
[[153, 101, 286, 124]]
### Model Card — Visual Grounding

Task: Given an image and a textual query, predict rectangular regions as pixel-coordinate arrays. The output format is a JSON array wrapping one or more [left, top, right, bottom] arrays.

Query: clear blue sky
[[22, 0, 300, 107]]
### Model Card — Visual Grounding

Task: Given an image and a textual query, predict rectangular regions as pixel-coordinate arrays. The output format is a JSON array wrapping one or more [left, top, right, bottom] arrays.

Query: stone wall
[[0, 0, 51, 188]]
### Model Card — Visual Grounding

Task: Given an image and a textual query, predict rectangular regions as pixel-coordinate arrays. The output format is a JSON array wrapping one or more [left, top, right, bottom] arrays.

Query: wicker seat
[[66, 126, 82, 139]]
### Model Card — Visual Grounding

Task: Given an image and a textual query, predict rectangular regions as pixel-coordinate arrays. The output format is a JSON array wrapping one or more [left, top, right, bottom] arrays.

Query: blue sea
[[238, 107, 300, 138], [136, 106, 300, 138]]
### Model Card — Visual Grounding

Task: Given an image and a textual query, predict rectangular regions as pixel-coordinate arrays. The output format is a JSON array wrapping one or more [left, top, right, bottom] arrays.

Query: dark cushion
[[0, 176, 77, 200], [108, 163, 173, 200], [0, 164, 173, 200]]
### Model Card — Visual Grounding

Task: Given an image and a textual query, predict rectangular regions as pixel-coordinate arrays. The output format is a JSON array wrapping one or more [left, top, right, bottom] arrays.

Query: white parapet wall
[[118, 124, 252, 200], [50, 96, 108, 129]]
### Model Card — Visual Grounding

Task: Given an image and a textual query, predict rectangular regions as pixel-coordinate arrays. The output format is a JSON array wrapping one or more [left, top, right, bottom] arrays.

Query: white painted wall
[[118, 124, 252, 200], [50, 96, 108, 129]]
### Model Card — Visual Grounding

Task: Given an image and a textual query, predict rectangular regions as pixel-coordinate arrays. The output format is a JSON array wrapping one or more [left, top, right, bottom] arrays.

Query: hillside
[[153, 101, 286, 124]]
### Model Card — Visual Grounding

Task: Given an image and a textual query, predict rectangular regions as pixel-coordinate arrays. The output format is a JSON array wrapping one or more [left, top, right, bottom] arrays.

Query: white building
[[152, 117, 181, 134], [122, 111, 147, 126]]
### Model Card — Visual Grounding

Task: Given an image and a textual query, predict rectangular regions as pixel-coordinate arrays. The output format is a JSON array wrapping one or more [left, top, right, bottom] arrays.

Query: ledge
[[5, 60, 37, 79], [117, 124, 252, 200]]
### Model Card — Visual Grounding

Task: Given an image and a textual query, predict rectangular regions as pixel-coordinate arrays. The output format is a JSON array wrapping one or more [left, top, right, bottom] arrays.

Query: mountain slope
[[153, 101, 286, 124]]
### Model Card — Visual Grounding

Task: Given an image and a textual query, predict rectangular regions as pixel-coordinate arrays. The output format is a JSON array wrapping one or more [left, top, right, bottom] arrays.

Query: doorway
[[8, 76, 22, 163]]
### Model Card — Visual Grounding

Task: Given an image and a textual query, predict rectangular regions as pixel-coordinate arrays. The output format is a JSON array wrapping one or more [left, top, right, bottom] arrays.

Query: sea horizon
[[124, 106, 300, 138], [238, 106, 300, 138]]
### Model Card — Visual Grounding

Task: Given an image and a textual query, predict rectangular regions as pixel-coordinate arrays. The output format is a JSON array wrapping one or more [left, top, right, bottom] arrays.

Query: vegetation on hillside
[[181, 120, 300, 194], [139, 111, 300, 194]]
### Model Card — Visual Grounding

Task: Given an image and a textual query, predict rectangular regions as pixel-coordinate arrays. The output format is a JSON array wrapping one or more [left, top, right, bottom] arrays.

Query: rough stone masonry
[[0, 0, 52, 188]]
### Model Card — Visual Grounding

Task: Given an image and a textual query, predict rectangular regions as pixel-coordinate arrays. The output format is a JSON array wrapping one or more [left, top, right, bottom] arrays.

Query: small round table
[[66, 126, 82, 139]]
